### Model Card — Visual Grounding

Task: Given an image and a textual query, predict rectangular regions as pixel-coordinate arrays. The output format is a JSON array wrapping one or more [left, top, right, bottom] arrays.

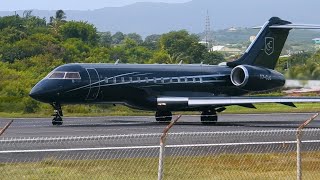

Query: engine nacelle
[[230, 65, 285, 91]]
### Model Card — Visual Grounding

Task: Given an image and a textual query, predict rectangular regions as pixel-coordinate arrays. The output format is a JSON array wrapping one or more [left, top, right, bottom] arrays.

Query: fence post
[[296, 113, 319, 180], [0, 120, 13, 136], [158, 115, 181, 180]]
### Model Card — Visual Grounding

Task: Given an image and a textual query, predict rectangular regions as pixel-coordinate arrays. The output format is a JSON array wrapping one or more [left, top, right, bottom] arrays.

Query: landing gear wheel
[[201, 110, 217, 125], [52, 115, 63, 126], [51, 102, 63, 126], [155, 111, 172, 122]]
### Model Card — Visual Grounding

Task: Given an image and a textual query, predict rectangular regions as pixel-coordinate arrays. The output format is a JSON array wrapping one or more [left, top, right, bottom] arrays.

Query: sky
[[0, 0, 191, 11]]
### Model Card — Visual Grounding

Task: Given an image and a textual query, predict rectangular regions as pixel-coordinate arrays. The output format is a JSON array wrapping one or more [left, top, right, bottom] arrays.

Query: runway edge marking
[[0, 140, 320, 154]]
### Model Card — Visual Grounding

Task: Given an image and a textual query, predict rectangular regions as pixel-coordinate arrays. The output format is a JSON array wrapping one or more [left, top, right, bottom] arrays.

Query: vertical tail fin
[[227, 17, 291, 69]]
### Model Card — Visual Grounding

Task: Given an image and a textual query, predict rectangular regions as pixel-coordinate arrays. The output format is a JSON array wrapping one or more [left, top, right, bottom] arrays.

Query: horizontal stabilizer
[[270, 24, 320, 29], [253, 24, 320, 29]]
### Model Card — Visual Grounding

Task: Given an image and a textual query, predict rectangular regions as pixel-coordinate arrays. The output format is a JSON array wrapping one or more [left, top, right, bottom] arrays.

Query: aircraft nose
[[29, 81, 53, 103], [29, 85, 46, 101]]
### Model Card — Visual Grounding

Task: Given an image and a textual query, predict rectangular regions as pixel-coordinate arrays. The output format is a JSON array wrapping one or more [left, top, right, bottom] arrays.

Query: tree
[[100, 31, 112, 47], [123, 37, 138, 49], [148, 50, 170, 64], [112, 32, 125, 44], [126, 33, 143, 45], [109, 46, 127, 62], [23, 10, 33, 19], [126, 46, 153, 64], [143, 34, 160, 50], [0, 27, 27, 43], [203, 51, 225, 65], [0, 15, 24, 30], [60, 21, 98, 45], [62, 38, 90, 63], [49, 10, 67, 35], [55, 10, 66, 22], [159, 30, 207, 63]]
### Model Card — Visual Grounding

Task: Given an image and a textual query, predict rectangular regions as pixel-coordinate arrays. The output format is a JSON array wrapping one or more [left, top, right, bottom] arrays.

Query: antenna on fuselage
[[115, 59, 120, 65]]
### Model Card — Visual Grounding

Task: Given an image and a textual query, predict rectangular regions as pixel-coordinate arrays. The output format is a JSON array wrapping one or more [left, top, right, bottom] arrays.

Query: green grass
[[1, 152, 320, 179], [1, 102, 320, 118]]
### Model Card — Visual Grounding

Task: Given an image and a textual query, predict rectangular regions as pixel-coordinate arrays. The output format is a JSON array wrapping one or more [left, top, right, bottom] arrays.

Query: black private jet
[[30, 17, 320, 125]]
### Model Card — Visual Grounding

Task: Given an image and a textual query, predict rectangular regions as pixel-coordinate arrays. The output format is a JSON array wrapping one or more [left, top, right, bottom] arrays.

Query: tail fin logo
[[265, 37, 274, 55]]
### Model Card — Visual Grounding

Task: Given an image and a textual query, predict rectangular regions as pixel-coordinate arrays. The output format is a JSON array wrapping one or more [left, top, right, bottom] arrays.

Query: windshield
[[47, 72, 81, 79]]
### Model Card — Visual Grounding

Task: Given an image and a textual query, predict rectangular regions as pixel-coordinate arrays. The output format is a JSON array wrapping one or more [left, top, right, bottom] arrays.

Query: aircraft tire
[[155, 111, 172, 122], [52, 116, 63, 126], [201, 110, 217, 125]]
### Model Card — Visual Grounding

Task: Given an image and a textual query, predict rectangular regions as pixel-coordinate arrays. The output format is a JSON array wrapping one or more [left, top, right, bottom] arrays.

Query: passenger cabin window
[[172, 78, 178, 83]]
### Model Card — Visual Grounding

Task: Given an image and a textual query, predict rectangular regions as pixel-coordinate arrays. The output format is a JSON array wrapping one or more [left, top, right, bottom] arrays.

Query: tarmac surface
[[1, 113, 320, 137], [0, 113, 320, 162]]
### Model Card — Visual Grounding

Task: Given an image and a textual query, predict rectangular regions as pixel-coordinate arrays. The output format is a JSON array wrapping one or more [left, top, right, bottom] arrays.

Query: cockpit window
[[47, 72, 81, 79], [65, 72, 81, 79], [49, 72, 65, 79]]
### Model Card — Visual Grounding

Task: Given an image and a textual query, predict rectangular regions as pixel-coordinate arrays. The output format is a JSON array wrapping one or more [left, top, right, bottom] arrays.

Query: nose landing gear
[[52, 103, 63, 126]]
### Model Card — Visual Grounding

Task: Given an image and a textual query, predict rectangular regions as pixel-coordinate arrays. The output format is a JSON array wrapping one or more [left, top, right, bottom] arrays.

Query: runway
[[0, 113, 320, 163], [1, 113, 320, 137]]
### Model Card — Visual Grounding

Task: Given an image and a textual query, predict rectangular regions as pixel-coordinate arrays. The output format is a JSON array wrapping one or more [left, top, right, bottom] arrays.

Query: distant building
[[210, 45, 242, 54], [312, 38, 320, 49], [228, 27, 237, 32], [199, 40, 209, 46], [312, 38, 320, 44]]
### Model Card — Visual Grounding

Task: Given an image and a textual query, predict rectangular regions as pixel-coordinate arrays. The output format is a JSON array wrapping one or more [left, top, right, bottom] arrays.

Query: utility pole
[[205, 10, 212, 50]]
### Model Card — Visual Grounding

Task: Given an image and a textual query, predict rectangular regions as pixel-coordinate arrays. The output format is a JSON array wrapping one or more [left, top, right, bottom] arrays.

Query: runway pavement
[[1, 113, 320, 137], [0, 113, 320, 162]]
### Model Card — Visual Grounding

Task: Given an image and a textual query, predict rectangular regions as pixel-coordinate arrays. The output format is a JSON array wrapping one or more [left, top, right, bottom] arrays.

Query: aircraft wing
[[157, 96, 320, 107]]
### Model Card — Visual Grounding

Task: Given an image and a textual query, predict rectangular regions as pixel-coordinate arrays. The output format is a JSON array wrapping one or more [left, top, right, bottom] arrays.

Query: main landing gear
[[155, 110, 172, 122], [155, 109, 219, 125], [200, 110, 218, 125], [51, 103, 63, 126]]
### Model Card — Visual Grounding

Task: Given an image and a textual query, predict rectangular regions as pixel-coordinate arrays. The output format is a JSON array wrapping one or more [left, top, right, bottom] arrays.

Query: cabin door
[[86, 68, 100, 100]]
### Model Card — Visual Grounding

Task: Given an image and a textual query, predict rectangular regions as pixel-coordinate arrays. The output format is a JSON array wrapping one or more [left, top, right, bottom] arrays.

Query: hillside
[[1, 0, 320, 36]]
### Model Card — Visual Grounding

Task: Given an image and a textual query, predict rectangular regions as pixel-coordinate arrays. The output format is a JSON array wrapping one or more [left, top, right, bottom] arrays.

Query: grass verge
[[1, 152, 320, 179], [1, 102, 320, 118]]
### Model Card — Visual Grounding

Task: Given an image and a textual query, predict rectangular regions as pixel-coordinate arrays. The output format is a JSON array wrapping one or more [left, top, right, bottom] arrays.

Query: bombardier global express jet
[[30, 17, 320, 125]]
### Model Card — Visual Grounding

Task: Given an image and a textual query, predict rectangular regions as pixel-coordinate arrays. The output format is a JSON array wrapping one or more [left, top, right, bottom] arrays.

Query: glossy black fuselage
[[30, 63, 252, 111]]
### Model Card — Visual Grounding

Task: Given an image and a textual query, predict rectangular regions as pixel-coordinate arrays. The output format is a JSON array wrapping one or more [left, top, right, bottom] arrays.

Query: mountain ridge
[[1, 0, 320, 36]]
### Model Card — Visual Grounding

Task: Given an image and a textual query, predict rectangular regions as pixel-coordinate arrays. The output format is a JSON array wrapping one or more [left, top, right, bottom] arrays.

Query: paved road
[[0, 113, 320, 162], [1, 113, 320, 137]]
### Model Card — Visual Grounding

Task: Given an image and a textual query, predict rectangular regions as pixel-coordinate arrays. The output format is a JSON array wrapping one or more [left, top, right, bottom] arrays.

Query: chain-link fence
[[0, 129, 320, 179]]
